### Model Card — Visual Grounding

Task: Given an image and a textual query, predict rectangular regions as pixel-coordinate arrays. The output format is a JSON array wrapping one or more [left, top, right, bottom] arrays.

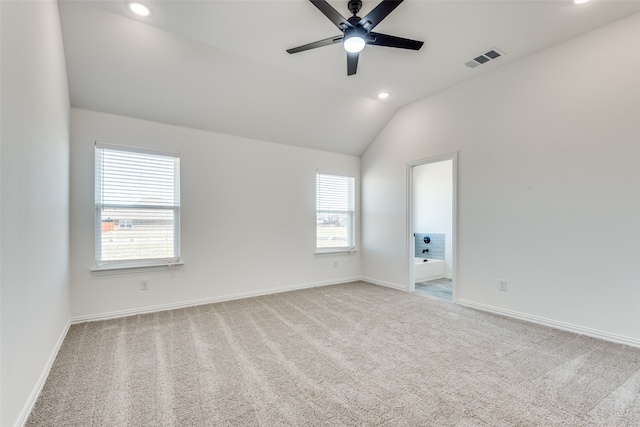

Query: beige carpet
[[27, 281, 640, 426]]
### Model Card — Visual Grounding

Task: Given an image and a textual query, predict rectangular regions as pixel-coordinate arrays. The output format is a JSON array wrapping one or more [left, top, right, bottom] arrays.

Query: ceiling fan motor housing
[[348, 0, 363, 15]]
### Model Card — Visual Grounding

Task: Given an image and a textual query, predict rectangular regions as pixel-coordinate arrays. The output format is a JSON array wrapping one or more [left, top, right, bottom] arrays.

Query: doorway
[[408, 154, 457, 301]]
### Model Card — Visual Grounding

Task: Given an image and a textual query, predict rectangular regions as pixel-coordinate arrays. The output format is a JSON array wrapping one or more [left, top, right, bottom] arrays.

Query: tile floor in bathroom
[[415, 278, 452, 301]]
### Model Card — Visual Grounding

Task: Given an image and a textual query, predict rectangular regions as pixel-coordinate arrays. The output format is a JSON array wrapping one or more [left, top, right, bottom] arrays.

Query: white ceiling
[[58, 0, 640, 156]]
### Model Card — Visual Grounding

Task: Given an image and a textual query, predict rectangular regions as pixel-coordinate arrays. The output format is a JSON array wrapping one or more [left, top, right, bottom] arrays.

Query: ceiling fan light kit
[[287, 0, 424, 76], [343, 31, 366, 53]]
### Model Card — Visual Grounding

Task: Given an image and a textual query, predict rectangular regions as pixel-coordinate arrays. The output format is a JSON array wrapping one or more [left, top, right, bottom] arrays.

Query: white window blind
[[95, 143, 180, 268], [316, 173, 355, 251]]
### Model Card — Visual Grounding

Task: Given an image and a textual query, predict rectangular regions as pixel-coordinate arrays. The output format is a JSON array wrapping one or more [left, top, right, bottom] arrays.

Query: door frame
[[407, 153, 458, 300]]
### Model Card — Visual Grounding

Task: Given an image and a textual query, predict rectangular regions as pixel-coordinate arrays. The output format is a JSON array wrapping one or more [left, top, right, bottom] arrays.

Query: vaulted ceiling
[[58, 1, 640, 156]]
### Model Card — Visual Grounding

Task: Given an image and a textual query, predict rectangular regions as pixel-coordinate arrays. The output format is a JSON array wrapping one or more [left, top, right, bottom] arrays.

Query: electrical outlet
[[140, 279, 149, 291], [499, 280, 507, 291], [333, 261, 338, 268]]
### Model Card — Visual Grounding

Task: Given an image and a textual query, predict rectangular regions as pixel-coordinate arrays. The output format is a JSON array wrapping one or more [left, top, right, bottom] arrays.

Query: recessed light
[[573, 0, 590, 4], [377, 92, 390, 100], [129, 2, 150, 16]]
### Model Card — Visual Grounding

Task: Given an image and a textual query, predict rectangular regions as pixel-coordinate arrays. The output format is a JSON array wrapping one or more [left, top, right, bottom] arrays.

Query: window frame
[[315, 171, 356, 254], [94, 142, 181, 271]]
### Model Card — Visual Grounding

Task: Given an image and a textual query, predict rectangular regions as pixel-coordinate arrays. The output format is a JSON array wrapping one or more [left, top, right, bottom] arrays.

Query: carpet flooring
[[27, 281, 640, 426]]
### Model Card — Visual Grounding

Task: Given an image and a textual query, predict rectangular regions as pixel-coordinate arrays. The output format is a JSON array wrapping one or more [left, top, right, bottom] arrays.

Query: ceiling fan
[[287, 0, 423, 76]]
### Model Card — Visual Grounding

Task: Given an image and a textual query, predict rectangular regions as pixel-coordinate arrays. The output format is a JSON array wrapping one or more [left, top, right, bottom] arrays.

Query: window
[[95, 143, 180, 268], [316, 172, 355, 252]]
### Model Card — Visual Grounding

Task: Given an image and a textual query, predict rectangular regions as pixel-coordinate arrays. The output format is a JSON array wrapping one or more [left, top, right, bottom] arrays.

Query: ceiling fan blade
[[368, 32, 423, 50], [359, 0, 404, 32], [310, 0, 353, 31], [287, 36, 343, 54], [347, 52, 359, 76]]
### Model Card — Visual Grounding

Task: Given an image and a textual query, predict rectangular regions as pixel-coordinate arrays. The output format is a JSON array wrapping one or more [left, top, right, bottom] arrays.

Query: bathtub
[[414, 257, 445, 282]]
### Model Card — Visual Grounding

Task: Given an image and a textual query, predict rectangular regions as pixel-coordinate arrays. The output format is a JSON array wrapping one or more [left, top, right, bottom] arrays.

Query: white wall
[[413, 160, 453, 277], [0, 1, 71, 425], [70, 109, 360, 319], [362, 13, 640, 343]]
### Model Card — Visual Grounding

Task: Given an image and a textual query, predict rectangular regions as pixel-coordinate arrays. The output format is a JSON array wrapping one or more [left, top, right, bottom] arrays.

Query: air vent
[[464, 48, 504, 69]]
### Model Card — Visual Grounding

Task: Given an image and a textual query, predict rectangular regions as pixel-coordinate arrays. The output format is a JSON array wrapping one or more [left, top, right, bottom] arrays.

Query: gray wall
[[362, 13, 640, 344], [69, 109, 360, 320], [1, 1, 71, 425]]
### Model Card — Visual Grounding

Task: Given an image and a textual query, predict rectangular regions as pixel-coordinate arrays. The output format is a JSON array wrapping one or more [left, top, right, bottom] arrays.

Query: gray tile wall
[[415, 233, 445, 260]]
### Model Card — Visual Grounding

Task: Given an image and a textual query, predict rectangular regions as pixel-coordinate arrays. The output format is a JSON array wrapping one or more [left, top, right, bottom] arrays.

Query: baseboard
[[15, 318, 71, 427], [71, 277, 363, 324], [361, 276, 407, 291], [456, 299, 640, 349]]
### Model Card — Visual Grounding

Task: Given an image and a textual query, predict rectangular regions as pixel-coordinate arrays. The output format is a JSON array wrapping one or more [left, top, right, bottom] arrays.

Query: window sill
[[91, 261, 184, 275], [315, 248, 357, 255]]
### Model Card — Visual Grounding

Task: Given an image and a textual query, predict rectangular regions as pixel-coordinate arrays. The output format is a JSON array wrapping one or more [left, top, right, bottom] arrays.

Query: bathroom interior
[[413, 158, 453, 300]]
